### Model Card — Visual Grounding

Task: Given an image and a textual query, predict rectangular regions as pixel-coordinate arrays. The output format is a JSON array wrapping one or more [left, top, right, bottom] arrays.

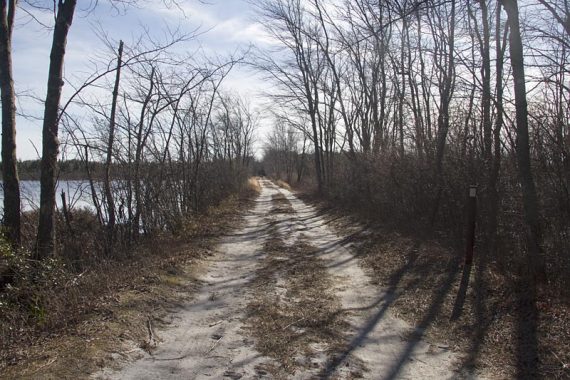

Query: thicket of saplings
[[256, 0, 569, 298], [1, 56, 256, 348], [1, 156, 252, 351]]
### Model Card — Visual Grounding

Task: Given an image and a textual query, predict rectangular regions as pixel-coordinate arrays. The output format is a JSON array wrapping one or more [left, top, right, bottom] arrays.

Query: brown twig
[[282, 317, 305, 330], [146, 316, 156, 347], [206, 335, 223, 356]]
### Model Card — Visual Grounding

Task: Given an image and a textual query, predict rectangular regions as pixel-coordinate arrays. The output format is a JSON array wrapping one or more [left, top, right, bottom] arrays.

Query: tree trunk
[[398, 13, 407, 158], [478, 0, 492, 162], [104, 40, 123, 253], [35, 0, 77, 259], [431, 0, 456, 226], [434, 0, 456, 175], [488, 3, 508, 251], [133, 67, 155, 238], [501, 0, 546, 282], [0, 0, 20, 248]]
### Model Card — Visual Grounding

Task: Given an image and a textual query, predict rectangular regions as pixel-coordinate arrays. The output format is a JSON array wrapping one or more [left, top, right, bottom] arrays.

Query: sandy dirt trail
[[96, 179, 477, 379]]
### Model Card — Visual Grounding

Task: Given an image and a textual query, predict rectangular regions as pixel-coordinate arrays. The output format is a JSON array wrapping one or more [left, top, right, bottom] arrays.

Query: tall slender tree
[[0, 0, 20, 248], [431, 0, 456, 224], [104, 40, 124, 253], [36, 0, 77, 259], [500, 0, 546, 281], [488, 2, 508, 249]]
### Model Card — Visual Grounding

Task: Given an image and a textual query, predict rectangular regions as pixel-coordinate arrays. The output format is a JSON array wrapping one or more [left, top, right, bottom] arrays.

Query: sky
[[13, 0, 273, 160]]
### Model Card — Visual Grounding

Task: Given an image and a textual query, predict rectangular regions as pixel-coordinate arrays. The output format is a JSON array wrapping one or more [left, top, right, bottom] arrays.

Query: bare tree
[[431, 0, 456, 224], [36, 0, 77, 259], [501, 0, 546, 281], [0, 0, 20, 247], [103, 40, 124, 253], [256, 0, 327, 192]]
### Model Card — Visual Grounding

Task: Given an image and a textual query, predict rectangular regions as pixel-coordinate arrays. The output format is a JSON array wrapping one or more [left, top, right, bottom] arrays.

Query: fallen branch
[[282, 317, 305, 330], [206, 335, 223, 355], [208, 320, 223, 327], [147, 316, 156, 347], [31, 357, 58, 374]]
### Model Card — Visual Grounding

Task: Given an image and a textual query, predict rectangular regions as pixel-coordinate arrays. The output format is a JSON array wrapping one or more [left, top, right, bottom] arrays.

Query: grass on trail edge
[[0, 179, 260, 379]]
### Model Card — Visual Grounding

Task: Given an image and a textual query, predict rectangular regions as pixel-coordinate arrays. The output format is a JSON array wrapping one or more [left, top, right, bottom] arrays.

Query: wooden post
[[465, 185, 478, 265]]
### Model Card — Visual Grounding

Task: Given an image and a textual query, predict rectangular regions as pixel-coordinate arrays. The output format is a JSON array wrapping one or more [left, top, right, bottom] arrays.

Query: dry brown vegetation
[[246, 227, 358, 377], [245, 192, 364, 378], [248, 177, 262, 194], [275, 179, 292, 191], [269, 192, 294, 214], [0, 181, 259, 379]]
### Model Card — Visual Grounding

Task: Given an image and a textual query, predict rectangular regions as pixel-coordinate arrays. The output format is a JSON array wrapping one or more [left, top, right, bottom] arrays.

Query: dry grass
[[245, 194, 364, 378], [275, 179, 292, 191], [245, 227, 355, 377], [247, 177, 262, 194], [0, 190, 256, 379], [269, 193, 294, 214], [183, 193, 253, 238]]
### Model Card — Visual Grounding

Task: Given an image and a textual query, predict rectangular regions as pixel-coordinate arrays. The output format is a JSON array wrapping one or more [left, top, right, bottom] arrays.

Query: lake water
[[0, 180, 96, 213]]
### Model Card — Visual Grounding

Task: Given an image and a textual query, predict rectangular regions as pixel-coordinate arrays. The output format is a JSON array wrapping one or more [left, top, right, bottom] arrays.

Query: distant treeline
[[0, 160, 103, 181], [1, 158, 258, 182]]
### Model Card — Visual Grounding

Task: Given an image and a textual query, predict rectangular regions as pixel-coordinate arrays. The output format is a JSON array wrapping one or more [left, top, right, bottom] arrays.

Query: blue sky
[[13, 0, 271, 160]]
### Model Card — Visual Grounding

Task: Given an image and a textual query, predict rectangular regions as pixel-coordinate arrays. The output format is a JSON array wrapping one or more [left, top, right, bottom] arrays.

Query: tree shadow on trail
[[454, 247, 540, 379], [450, 262, 473, 322], [515, 279, 539, 379], [311, 207, 542, 379], [382, 257, 461, 380], [457, 245, 498, 377], [318, 236, 466, 380], [319, 242, 421, 379]]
